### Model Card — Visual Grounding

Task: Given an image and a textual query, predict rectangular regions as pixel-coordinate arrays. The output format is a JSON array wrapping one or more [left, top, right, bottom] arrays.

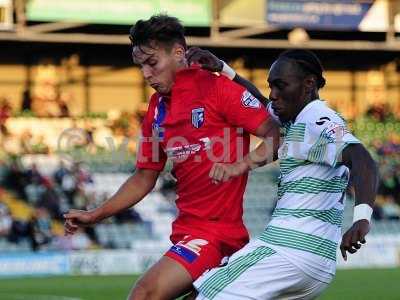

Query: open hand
[[64, 209, 96, 235]]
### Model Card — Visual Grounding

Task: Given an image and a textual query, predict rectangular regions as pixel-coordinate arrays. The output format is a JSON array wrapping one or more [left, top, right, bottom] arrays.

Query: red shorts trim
[[164, 235, 226, 280]]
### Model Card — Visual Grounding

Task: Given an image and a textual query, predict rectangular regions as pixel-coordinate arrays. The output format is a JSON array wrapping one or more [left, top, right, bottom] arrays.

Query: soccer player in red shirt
[[64, 14, 279, 300]]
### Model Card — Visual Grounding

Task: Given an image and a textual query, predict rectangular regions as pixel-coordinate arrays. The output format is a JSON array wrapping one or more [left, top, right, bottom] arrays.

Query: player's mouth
[[272, 105, 283, 115], [150, 83, 160, 90]]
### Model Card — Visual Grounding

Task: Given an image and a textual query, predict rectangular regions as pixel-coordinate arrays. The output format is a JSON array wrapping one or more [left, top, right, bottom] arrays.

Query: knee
[[128, 278, 159, 300]]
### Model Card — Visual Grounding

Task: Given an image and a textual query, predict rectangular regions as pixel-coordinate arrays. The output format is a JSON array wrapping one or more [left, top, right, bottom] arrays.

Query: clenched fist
[[209, 161, 250, 184]]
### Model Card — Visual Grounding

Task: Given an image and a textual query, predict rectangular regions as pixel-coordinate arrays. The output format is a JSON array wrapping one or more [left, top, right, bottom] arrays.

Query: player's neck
[[176, 60, 188, 72], [292, 94, 319, 122], [159, 62, 189, 96]]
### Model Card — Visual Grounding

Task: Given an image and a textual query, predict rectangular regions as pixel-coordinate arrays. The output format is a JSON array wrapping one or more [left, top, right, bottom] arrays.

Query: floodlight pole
[[387, 0, 397, 43], [211, 0, 220, 39], [14, 0, 26, 32]]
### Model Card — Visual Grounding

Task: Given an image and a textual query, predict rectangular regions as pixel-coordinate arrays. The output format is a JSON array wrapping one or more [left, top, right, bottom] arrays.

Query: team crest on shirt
[[191, 107, 205, 128], [241, 90, 261, 109]]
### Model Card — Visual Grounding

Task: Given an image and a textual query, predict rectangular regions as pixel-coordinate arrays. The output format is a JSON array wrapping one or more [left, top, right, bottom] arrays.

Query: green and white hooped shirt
[[263, 100, 360, 283]]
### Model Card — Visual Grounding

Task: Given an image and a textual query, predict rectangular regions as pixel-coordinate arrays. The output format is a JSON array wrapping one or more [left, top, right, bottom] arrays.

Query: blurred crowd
[[0, 94, 145, 159], [371, 137, 400, 220], [351, 104, 400, 221], [0, 158, 145, 251]]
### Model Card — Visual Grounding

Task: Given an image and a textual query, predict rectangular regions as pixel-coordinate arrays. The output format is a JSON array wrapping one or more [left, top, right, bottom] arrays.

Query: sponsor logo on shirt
[[166, 137, 211, 159], [169, 237, 209, 263], [326, 122, 349, 139], [315, 116, 331, 125], [192, 107, 205, 128], [219, 256, 229, 267], [241, 90, 261, 109]]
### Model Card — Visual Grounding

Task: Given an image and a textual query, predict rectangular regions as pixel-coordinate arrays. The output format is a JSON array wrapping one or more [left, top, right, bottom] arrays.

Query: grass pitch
[[0, 268, 399, 300]]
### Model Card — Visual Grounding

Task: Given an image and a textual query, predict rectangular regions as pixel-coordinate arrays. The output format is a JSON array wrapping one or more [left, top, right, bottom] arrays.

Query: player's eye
[[275, 81, 286, 91], [148, 61, 157, 67]]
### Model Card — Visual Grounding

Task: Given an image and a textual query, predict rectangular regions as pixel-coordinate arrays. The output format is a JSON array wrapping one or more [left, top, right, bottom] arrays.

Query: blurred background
[[0, 0, 399, 299]]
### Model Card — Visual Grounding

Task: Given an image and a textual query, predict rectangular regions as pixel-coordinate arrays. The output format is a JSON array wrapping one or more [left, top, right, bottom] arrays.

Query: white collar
[[294, 99, 324, 123]]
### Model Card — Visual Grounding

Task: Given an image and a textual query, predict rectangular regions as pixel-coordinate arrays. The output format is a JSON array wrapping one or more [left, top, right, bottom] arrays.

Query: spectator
[[366, 104, 393, 122], [25, 163, 43, 184], [58, 91, 72, 118], [0, 203, 12, 237], [20, 130, 34, 154], [0, 97, 11, 136], [57, 99, 70, 118], [28, 207, 53, 251], [3, 159, 28, 200], [21, 89, 32, 112], [37, 177, 63, 220], [7, 219, 31, 244], [24, 164, 45, 205], [61, 168, 77, 206], [53, 161, 69, 186]]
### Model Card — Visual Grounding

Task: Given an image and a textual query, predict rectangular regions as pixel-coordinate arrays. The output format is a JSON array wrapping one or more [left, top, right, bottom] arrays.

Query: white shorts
[[194, 239, 329, 300]]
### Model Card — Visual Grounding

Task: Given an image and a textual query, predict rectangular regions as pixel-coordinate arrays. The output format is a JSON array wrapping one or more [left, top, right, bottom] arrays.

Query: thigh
[[194, 240, 278, 300], [166, 234, 224, 280], [279, 275, 329, 300], [195, 241, 328, 300], [128, 255, 193, 300]]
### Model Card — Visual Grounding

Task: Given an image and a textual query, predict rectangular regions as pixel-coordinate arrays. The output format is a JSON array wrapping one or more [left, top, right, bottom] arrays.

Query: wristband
[[353, 204, 373, 224], [221, 60, 236, 80]]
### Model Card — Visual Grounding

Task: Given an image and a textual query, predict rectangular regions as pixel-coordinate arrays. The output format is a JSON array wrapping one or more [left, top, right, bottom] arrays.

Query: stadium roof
[[0, 0, 400, 51]]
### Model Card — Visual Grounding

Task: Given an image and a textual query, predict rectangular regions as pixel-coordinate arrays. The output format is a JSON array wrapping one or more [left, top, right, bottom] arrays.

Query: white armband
[[353, 204, 373, 224], [221, 60, 236, 80]]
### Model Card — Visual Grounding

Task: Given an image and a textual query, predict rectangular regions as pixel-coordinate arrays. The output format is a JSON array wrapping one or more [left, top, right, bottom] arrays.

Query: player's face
[[267, 59, 307, 122], [132, 42, 185, 95]]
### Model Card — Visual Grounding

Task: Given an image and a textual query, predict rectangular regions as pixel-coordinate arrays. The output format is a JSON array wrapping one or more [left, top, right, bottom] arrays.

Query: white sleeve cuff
[[353, 203, 373, 224], [221, 61, 236, 80]]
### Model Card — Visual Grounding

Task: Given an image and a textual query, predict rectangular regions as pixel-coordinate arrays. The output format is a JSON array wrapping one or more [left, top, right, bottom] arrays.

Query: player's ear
[[304, 75, 317, 93], [173, 43, 186, 62]]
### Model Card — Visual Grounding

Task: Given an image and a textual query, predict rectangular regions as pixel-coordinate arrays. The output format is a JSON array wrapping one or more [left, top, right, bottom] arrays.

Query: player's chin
[[156, 85, 170, 95], [277, 112, 289, 123]]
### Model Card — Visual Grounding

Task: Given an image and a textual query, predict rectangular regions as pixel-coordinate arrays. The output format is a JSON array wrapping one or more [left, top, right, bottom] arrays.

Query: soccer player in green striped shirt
[[186, 49, 378, 299]]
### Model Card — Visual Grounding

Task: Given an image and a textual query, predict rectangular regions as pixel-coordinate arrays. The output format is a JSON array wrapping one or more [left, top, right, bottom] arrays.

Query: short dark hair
[[279, 50, 326, 89], [129, 14, 187, 53]]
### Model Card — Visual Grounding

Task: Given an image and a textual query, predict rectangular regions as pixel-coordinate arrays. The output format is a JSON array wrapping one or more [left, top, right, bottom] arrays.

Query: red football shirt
[[136, 67, 269, 243]]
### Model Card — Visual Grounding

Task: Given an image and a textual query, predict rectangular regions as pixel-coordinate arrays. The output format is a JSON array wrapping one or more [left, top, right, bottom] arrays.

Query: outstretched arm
[[64, 168, 159, 234], [186, 47, 268, 104], [339, 144, 378, 260]]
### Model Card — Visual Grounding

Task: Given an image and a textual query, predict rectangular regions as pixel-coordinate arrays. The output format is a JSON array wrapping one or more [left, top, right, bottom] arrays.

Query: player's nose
[[269, 89, 279, 102], [142, 66, 152, 81]]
